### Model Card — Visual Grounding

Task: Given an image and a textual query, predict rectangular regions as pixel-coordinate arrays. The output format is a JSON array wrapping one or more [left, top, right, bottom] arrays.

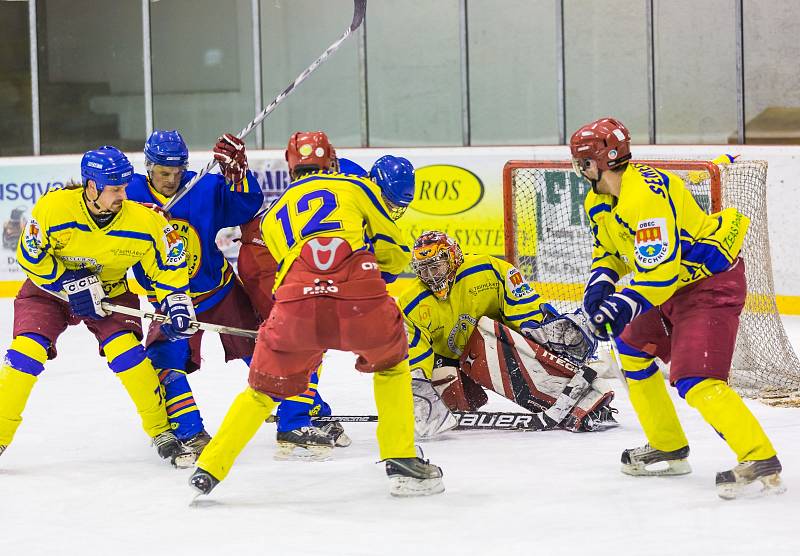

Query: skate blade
[[621, 459, 692, 477], [172, 451, 199, 469], [274, 442, 333, 462], [389, 476, 445, 498], [717, 474, 787, 500]]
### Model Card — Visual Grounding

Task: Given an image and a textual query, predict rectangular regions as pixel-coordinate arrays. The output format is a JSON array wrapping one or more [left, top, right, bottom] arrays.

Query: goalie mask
[[411, 231, 463, 300]]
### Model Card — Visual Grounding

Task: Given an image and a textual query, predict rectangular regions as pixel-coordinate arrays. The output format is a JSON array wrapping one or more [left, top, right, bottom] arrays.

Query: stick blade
[[351, 0, 367, 30]]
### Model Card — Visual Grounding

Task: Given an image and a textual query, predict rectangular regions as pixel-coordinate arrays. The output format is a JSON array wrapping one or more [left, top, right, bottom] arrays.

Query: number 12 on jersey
[[275, 189, 343, 248]]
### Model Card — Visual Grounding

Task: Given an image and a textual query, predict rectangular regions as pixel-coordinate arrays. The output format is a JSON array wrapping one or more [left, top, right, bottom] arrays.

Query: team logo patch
[[506, 267, 532, 298], [23, 218, 43, 256], [163, 225, 186, 265], [634, 218, 669, 268]]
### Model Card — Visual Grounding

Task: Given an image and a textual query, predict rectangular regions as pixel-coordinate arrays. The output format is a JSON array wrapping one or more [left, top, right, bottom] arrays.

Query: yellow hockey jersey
[[585, 162, 749, 309], [261, 171, 410, 289], [17, 186, 189, 301], [398, 254, 544, 378]]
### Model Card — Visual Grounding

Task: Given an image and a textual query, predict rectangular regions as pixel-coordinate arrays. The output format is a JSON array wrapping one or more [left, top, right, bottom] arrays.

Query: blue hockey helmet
[[80, 146, 134, 191], [144, 129, 189, 167], [370, 155, 415, 219]]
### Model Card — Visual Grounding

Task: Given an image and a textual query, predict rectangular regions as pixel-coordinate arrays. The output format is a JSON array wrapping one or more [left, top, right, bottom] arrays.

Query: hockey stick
[[163, 0, 368, 212], [604, 324, 630, 393], [39, 285, 258, 339]]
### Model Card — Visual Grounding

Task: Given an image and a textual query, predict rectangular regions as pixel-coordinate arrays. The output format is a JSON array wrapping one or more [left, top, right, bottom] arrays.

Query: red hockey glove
[[213, 133, 248, 184]]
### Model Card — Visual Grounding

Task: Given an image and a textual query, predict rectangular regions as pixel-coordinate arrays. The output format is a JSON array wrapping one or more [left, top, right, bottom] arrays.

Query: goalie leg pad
[[431, 364, 488, 412], [411, 369, 457, 438]]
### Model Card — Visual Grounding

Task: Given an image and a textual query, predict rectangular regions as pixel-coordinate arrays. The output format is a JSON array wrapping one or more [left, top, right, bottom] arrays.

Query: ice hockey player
[[189, 143, 446, 498], [235, 131, 368, 456], [126, 130, 263, 462], [569, 116, 784, 499], [400, 231, 615, 439], [0, 146, 194, 464]]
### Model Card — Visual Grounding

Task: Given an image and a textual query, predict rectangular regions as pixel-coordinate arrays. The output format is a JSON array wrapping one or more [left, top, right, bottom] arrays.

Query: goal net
[[503, 159, 800, 403]]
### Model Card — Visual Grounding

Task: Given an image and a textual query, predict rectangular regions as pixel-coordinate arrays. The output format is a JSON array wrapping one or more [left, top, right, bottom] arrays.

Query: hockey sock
[[0, 334, 49, 445], [373, 361, 416, 460], [276, 370, 321, 432], [626, 366, 689, 452], [683, 378, 776, 462], [104, 332, 170, 437], [197, 386, 277, 481], [159, 369, 204, 441]]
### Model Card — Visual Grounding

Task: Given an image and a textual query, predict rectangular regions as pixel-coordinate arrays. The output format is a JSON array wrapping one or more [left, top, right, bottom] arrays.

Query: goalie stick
[[266, 411, 617, 432], [164, 0, 368, 211]]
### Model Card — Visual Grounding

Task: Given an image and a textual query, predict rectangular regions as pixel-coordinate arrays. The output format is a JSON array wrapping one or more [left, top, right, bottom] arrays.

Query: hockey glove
[[213, 133, 248, 184], [590, 292, 643, 340], [160, 293, 197, 341], [61, 269, 110, 320], [520, 304, 598, 364], [583, 268, 618, 315]]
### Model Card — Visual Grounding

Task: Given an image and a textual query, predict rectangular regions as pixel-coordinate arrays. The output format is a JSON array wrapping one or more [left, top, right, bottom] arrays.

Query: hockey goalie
[[398, 231, 617, 438]]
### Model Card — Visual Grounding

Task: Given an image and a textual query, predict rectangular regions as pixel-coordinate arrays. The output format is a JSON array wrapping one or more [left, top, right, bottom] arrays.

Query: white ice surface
[[1, 301, 799, 556]]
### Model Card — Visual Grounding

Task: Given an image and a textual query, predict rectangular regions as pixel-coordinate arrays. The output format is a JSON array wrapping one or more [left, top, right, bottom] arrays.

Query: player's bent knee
[[674, 376, 709, 399], [4, 334, 49, 376], [102, 333, 147, 374], [146, 339, 190, 372]]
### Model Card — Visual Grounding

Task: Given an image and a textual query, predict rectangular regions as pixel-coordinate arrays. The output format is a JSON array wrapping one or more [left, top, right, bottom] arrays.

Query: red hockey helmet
[[285, 131, 335, 176], [569, 117, 632, 174]]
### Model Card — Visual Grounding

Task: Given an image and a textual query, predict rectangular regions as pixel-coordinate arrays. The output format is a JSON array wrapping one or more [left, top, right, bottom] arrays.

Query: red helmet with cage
[[411, 231, 464, 300], [569, 117, 632, 173], [285, 131, 335, 176]]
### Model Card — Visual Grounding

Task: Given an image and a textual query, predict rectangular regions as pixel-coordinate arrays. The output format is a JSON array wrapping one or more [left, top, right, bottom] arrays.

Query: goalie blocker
[[429, 317, 616, 432]]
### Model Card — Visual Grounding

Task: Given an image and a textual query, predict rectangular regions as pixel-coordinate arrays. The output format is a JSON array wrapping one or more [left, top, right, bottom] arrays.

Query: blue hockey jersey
[[127, 170, 264, 312]]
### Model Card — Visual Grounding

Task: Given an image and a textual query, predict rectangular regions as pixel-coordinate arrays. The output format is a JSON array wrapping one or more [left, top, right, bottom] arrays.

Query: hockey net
[[503, 159, 800, 405]]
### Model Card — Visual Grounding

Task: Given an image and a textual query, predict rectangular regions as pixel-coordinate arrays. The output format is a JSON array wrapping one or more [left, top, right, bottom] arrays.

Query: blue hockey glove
[[590, 292, 642, 340], [61, 269, 110, 320], [160, 293, 197, 341], [583, 268, 618, 315]]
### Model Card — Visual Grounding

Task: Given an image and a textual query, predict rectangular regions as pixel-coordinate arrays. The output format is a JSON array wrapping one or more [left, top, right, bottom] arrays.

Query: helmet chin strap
[[589, 169, 603, 194], [83, 188, 112, 214]]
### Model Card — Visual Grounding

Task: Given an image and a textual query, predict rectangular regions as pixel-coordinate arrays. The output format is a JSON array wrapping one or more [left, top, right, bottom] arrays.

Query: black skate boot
[[0, 445, 6, 457], [189, 467, 220, 496], [319, 420, 352, 447], [385, 452, 445, 497], [621, 444, 691, 476], [153, 431, 193, 468], [716, 455, 786, 500], [275, 426, 334, 461]]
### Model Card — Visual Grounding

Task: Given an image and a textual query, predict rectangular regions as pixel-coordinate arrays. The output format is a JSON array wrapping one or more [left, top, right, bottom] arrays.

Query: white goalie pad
[[459, 317, 616, 431]]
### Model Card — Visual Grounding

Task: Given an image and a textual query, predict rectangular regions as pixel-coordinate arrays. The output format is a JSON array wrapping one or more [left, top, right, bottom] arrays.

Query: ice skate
[[275, 426, 334, 461], [189, 467, 220, 497], [385, 453, 445, 497], [716, 455, 786, 500], [318, 420, 352, 447], [0, 445, 6, 457], [621, 444, 691, 476], [152, 431, 194, 468], [172, 430, 212, 469]]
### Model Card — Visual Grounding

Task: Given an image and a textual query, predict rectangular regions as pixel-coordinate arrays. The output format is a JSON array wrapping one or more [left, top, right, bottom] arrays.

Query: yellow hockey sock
[[628, 371, 689, 452], [106, 333, 171, 438], [0, 335, 48, 445], [197, 387, 277, 481], [0, 366, 39, 446], [684, 379, 776, 462], [373, 360, 416, 460]]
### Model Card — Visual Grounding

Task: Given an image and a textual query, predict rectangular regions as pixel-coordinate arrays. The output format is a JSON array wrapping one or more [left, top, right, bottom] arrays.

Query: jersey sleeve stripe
[[371, 233, 411, 253], [408, 325, 421, 349], [17, 257, 59, 281], [409, 347, 433, 367], [588, 203, 612, 221], [630, 276, 678, 288]]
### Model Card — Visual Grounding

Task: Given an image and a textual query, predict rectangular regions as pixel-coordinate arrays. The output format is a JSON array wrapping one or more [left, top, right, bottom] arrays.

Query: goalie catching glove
[[213, 133, 248, 184], [519, 303, 597, 365]]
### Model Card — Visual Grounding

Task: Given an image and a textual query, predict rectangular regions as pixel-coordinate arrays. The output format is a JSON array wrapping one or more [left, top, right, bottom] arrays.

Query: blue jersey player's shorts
[[145, 279, 259, 373], [619, 258, 746, 384]]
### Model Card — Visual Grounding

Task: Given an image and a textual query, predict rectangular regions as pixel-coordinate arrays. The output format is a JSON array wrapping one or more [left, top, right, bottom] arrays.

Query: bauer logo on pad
[[634, 218, 669, 268]]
